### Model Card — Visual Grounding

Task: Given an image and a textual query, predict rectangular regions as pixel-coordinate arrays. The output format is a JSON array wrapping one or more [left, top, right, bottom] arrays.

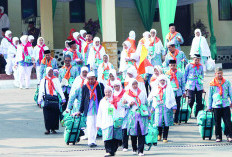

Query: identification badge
[[108, 107, 114, 116]]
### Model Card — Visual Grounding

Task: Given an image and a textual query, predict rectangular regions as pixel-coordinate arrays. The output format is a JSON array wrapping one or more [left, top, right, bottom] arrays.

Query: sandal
[[216, 139, 222, 142]]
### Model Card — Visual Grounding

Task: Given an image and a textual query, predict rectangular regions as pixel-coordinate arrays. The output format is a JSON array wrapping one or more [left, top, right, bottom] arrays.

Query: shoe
[[163, 139, 168, 143], [44, 130, 50, 135], [138, 153, 144, 156], [51, 130, 57, 134], [132, 151, 137, 155], [89, 143, 97, 148], [227, 137, 232, 142], [81, 136, 88, 140], [158, 135, 162, 141], [123, 148, 128, 152], [104, 153, 111, 157], [216, 138, 222, 142]]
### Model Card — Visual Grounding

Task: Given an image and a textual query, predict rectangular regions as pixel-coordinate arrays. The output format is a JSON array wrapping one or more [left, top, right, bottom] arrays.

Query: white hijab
[[80, 30, 87, 37], [150, 74, 176, 109], [20, 35, 28, 45], [129, 30, 136, 40], [80, 66, 89, 78], [28, 35, 34, 42], [73, 32, 80, 40], [93, 37, 100, 47], [150, 29, 157, 38], [0, 6, 4, 14], [190, 29, 211, 57], [105, 85, 113, 101], [113, 80, 123, 96], [37, 37, 45, 46], [5, 30, 12, 39], [128, 78, 139, 94], [123, 40, 131, 51], [12, 37, 19, 46]]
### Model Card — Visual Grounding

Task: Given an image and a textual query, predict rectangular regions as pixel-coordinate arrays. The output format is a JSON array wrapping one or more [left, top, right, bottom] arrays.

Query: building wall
[[193, 0, 232, 46], [6, 0, 232, 51]]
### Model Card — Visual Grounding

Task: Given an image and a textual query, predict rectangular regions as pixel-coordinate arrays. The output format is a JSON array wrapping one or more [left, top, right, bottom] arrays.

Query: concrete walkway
[[0, 70, 232, 156]]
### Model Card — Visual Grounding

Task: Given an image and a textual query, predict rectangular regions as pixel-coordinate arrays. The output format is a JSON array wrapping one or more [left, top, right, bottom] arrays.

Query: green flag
[[134, 0, 157, 31], [96, 0, 103, 33], [207, 0, 217, 59], [158, 0, 177, 44]]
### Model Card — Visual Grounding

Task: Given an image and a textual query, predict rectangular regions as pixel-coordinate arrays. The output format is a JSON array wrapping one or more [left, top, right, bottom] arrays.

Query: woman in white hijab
[[67, 66, 89, 113], [149, 65, 163, 89], [124, 66, 146, 92], [148, 74, 176, 143], [126, 30, 136, 50], [122, 78, 148, 156], [5, 37, 19, 75], [96, 85, 123, 156], [87, 37, 106, 76], [73, 32, 82, 53], [33, 37, 49, 83], [106, 69, 121, 88], [63, 40, 70, 54], [28, 35, 34, 46], [15, 35, 34, 89], [136, 31, 151, 55], [0, 6, 10, 39], [80, 29, 87, 43], [119, 40, 138, 80], [190, 29, 211, 72], [0, 30, 12, 59], [97, 54, 114, 85], [38, 67, 65, 134]]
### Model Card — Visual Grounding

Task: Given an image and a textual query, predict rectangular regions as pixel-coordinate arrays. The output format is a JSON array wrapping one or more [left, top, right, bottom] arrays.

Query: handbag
[[140, 104, 149, 117], [113, 117, 123, 128], [24, 50, 32, 63], [43, 79, 59, 110]]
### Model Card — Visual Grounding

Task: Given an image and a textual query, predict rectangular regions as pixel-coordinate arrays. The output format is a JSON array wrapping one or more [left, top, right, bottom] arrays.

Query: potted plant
[[83, 19, 100, 37]]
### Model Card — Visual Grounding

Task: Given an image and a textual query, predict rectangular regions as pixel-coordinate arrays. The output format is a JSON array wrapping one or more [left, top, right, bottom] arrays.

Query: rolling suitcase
[[197, 111, 214, 140], [64, 115, 84, 145], [145, 113, 158, 151], [179, 97, 191, 123]]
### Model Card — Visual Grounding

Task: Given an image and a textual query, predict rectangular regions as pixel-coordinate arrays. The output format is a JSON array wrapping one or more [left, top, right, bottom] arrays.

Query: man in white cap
[[163, 41, 188, 72], [87, 37, 106, 76], [0, 6, 10, 40], [76, 71, 105, 147], [66, 66, 89, 113]]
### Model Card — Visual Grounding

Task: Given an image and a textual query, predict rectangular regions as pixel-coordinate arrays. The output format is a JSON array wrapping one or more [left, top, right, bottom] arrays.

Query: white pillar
[[40, 0, 54, 49], [101, 0, 118, 69]]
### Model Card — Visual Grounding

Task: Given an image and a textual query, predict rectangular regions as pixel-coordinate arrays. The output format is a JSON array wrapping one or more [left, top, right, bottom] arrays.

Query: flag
[[137, 45, 153, 75]]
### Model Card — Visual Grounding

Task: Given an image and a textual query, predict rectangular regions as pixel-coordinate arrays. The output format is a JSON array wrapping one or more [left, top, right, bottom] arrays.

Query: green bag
[[140, 104, 149, 117], [34, 86, 39, 103], [179, 97, 191, 123], [102, 70, 109, 80], [68, 77, 75, 86], [113, 117, 123, 129], [24, 55, 32, 63], [145, 124, 158, 145]]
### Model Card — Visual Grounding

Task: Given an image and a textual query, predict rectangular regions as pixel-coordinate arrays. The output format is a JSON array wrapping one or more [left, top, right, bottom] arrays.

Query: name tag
[[108, 107, 114, 116]]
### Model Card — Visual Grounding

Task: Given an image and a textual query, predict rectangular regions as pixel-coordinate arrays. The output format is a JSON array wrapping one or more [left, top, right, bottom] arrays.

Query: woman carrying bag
[[38, 67, 66, 134]]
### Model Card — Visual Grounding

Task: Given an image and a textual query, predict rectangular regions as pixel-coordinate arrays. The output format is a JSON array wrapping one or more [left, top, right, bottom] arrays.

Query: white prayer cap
[[20, 35, 28, 45], [87, 71, 95, 78], [12, 37, 19, 45], [114, 80, 121, 86], [167, 40, 175, 47], [28, 35, 34, 41], [5, 30, 12, 38], [105, 85, 113, 93], [37, 37, 45, 45], [150, 29, 157, 35], [0, 6, 4, 13], [73, 32, 80, 39], [109, 69, 117, 78], [81, 66, 89, 73], [194, 29, 202, 36], [129, 30, 136, 40], [80, 30, 87, 36], [46, 67, 53, 76], [122, 41, 131, 49], [143, 31, 150, 38], [93, 37, 100, 42], [127, 66, 137, 78]]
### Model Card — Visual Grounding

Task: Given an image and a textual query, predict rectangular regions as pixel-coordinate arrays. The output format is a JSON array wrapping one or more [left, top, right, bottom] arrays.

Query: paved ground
[[0, 70, 232, 157]]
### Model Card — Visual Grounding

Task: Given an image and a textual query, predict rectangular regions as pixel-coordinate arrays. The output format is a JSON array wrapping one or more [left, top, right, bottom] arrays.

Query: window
[[218, 0, 232, 20], [21, 0, 37, 19], [174, 5, 192, 46], [153, 8, 159, 22], [0, 0, 8, 14], [69, 0, 85, 23]]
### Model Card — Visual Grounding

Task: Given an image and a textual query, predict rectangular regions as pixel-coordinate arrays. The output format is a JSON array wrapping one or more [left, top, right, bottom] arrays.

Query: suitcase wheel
[[66, 142, 69, 145], [203, 138, 205, 140], [73, 142, 75, 145]]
